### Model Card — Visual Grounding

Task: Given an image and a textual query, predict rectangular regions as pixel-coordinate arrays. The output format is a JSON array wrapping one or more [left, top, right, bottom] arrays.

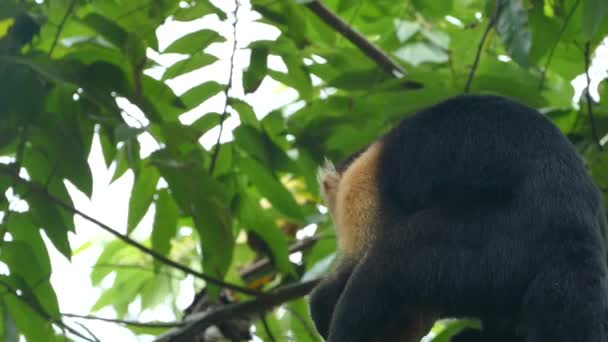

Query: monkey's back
[[375, 94, 606, 253]]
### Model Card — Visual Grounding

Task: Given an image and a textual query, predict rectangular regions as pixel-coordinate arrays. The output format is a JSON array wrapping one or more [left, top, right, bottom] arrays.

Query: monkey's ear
[[317, 157, 339, 196]]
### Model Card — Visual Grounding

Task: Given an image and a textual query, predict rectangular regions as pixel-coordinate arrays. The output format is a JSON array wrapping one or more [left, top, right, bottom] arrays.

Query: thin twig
[[304, 1, 405, 77], [538, 0, 581, 90], [284, 306, 319, 341], [0, 279, 96, 342], [240, 237, 319, 282], [153, 280, 320, 342], [92, 263, 184, 280], [62, 313, 184, 328], [73, 322, 101, 342], [0, 165, 261, 296], [583, 42, 603, 150], [210, 0, 239, 175], [260, 313, 277, 342], [48, 0, 78, 56], [464, 1, 502, 93]]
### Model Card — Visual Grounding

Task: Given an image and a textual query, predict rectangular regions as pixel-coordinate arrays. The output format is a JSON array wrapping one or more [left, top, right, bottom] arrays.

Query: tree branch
[[259, 313, 277, 342], [304, 1, 405, 77], [210, 0, 239, 175], [153, 280, 320, 342], [464, 1, 502, 93], [538, 0, 581, 90], [240, 236, 319, 283], [583, 42, 603, 150], [72, 322, 101, 342], [0, 279, 96, 342], [62, 313, 184, 328], [48, 0, 77, 57], [0, 165, 261, 297]]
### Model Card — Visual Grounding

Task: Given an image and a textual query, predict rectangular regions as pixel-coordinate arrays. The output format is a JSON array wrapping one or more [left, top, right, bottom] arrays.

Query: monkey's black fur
[[310, 95, 608, 342]]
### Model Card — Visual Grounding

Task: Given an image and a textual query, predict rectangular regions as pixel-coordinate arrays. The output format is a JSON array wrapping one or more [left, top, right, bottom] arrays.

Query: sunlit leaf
[[163, 29, 226, 54], [495, 0, 532, 67], [163, 53, 218, 80], [152, 189, 179, 259], [395, 42, 449, 66], [127, 165, 160, 234]]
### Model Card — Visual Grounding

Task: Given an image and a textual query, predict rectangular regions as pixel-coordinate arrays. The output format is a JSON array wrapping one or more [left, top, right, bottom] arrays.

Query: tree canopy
[[0, 0, 607, 341]]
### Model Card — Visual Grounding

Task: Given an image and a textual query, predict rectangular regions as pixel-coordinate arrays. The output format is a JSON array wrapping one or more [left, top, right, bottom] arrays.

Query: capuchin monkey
[[309, 95, 608, 342]]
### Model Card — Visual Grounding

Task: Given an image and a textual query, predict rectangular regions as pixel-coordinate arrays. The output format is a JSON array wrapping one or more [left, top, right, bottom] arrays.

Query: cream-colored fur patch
[[331, 143, 381, 256]]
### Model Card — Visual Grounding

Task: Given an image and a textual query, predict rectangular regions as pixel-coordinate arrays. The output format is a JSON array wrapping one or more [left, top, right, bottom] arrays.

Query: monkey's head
[[317, 145, 381, 256]]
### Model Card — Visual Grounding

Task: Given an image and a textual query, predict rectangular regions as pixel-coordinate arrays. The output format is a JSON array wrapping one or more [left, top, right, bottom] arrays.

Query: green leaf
[[192, 196, 234, 298], [411, 0, 453, 18], [328, 69, 391, 90], [181, 81, 224, 108], [112, 139, 141, 182], [4, 288, 54, 342], [81, 13, 128, 48], [27, 193, 72, 259], [152, 189, 179, 259], [127, 165, 160, 234], [92, 269, 150, 317], [302, 253, 336, 282], [115, 124, 145, 142], [91, 241, 129, 286], [0, 242, 60, 318], [190, 112, 222, 135], [1, 301, 19, 342], [0, 1, 18, 20], [163, 29, 226, 54], [139, 274, 171, 310], [236, 193, 292, 274], [7, 214, 51, 274], [233, 125, 271, 164], [163, 53, 218, 80], [395, 42, 449, 66], [173, 1, 227, 21], [337, 0, 360, 12], [229, 98, 260, 128], [581, 0, 608, 40], [430, 319, 481, 342], [212, 142, 234, 176], [421, 28, 450, 49], [394, 19, 420, 42], [283, 55, 313, 100], [243, 46, 269, 93], [495, 0, 532, 67], [238, 156, 304, 221]]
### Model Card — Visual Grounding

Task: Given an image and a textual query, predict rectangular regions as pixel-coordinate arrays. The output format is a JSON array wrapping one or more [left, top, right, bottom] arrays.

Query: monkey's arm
[[326, 249, 433, 342], [309, 260, 355, 339]]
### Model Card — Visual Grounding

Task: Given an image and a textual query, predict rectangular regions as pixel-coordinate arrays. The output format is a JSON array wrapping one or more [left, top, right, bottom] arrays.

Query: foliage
[[0, 0, 606, 341]]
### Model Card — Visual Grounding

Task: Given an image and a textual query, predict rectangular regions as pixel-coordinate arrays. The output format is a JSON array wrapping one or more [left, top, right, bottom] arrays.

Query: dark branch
[[48, 0, 77, 56], [304, 1, 405, 77], [538, 0, 581, 90], [260, 313, 277, 342], [0, 165, 261, 296], [583, 42, 603, 150], [0, 279, 96, 342], [464, 1, 502, 93], [153, 280, 320, 342], [73, 322, 101, 342], [240, 236, 319, 283], [62, 313, 184, 328], [210, 1, 239, 174]]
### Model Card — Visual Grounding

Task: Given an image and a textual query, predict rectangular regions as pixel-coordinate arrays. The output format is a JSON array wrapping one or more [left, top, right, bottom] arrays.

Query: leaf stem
[[210, 0, 239, 175]]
